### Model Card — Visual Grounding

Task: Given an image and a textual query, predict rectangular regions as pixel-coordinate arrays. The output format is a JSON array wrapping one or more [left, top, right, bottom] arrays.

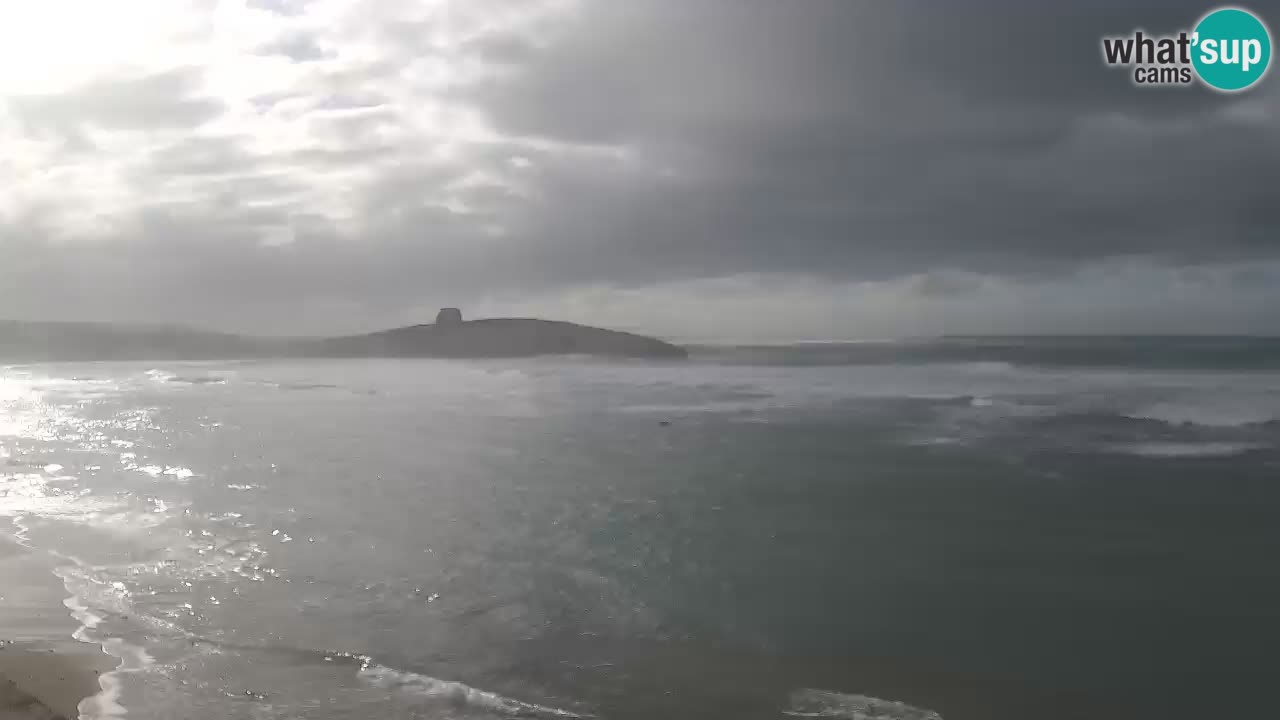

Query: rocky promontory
[[303, 311, 687, 359]]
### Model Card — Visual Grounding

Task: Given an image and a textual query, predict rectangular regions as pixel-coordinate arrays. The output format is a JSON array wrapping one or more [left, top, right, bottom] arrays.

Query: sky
[[1, 0, 1278, 342]]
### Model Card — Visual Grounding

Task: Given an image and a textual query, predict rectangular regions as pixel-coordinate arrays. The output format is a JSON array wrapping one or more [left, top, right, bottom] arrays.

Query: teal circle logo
[[1192, 7, 1272, 91]]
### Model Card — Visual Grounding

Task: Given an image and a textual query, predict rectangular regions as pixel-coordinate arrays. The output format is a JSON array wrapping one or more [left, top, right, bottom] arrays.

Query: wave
[[117, 452, 197, 481], [1127, 399, 1278, 428], [1113, 442, 1267, 458], [168, 376, 227, 385], [784, 688, 942, 720], [1, 473, 125, 524], [62, 594, 134, 720], [620, 400, 771, 415], [695, 337, 1280, 370], [248, 381, 340, 391], [958, 361, 1016, 374], [359, 660, 588, 718], [105, 643, 593, 719], [144, 369, 227, 385]]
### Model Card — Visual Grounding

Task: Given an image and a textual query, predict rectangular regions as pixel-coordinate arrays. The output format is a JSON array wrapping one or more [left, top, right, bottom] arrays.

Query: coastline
[[0, 534, 116, 719], [0, 316, 689, 363]]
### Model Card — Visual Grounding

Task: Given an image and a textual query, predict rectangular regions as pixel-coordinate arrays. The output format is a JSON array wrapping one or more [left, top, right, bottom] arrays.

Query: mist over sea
[[3, 338, 1279, 719]]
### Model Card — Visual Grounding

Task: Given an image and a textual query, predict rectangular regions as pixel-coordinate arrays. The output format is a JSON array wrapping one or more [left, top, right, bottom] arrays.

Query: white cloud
[[0, 0, 590, 249]]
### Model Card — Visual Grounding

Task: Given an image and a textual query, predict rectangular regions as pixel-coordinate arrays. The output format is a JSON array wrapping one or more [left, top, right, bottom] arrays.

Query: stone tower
[[435, 307, 463, 326]]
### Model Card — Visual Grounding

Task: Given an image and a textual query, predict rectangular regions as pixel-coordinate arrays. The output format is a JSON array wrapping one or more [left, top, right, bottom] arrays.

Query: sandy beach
[[0, 536, 115, 719]]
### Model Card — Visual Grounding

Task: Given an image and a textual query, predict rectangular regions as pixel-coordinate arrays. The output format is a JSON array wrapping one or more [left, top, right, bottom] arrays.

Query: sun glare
[[0, 1, 187, 94]]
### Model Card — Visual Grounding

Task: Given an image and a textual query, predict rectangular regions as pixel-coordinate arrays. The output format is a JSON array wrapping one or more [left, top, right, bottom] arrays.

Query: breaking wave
[[1127, 395, 1280, 428], [784, 688, 943, 720], [1113, 442, 1267, 458], [356, 658, 588, 718], [168, 376, 227, 385], [145, 369, 228, 385]]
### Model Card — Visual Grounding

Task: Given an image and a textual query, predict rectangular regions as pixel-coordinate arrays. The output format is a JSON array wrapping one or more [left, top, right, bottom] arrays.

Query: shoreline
[[0, 532, 117, 719]]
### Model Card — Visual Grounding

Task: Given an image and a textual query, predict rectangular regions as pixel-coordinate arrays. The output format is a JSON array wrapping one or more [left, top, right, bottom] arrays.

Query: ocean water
[[2, 339, 1280, 719]]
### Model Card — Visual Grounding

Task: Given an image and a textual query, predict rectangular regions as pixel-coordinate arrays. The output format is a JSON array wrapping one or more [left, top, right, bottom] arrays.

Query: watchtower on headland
[[435, 307, 463, 326]]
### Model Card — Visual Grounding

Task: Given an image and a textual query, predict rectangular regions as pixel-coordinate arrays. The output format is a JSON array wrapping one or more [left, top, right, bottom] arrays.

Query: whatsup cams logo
[[1101, 6, 1272, 91]]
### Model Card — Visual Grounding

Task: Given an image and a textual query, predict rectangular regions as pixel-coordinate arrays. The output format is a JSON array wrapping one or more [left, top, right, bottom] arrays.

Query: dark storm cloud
[[458, 0, 1280, 286], [474, 0, 1234, 142]]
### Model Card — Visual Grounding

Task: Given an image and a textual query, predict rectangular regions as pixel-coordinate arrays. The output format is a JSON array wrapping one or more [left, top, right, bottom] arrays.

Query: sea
[[2, 337, 1279, 720]]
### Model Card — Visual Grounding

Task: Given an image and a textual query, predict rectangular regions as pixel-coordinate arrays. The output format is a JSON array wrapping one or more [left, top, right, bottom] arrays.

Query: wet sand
[[0, 647, 111, 720], [0, 537, 115, 719]]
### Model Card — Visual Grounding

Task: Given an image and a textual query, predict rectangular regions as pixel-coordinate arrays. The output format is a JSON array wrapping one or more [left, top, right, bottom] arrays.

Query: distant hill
[[305, 318, 687, 359], [0, 313, 687, 362], [0, 321, 265, 362]]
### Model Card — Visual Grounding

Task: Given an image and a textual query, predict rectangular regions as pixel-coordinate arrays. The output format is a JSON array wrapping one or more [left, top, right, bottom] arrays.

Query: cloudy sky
[[1, 0, 1278, 341]]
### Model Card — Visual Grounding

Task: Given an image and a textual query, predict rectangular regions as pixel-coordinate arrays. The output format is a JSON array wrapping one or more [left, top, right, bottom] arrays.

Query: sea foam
[[784, 688, 943, 720], [359, 659, 587, 718], [1115, 442, 1266, 458]]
